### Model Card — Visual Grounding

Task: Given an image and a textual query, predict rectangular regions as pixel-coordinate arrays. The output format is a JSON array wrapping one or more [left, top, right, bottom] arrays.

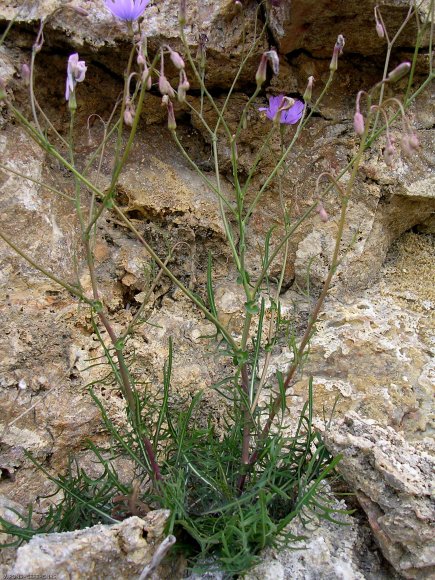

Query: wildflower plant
[[0, 0, 433, 576]]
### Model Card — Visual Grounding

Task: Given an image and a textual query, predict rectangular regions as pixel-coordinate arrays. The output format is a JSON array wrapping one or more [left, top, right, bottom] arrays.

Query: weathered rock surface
[[323, 413, 435, 579], [7, 511, 176, 579], [0, 1, 434, 579], [247, 499, 399, 580]]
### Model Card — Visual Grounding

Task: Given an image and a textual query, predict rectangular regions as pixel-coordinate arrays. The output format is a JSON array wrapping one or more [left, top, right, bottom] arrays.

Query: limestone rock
[[7, 511, 174, 579], [247, 497, 398, 580], [323, 413, 435, 579]]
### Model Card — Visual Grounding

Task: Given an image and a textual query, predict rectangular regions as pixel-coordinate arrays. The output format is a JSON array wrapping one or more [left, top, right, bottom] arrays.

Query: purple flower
[[259, 95, 304, 124], [104, 0, 150, 21], [65, 53, 87, 101]]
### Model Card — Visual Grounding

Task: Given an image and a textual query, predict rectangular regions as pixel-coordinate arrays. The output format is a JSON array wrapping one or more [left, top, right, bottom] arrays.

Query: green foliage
[[0, 348, 346, 576]]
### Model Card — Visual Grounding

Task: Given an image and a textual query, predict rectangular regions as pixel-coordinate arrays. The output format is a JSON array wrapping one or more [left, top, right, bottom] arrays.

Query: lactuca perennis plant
[[0, 0, 433, 575]]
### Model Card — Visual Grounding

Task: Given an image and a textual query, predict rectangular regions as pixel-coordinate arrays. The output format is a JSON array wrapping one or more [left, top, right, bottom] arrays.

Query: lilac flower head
[[65, 53, 87, 101], [259, 95, 304, 124], [105, 0, 150, 21]]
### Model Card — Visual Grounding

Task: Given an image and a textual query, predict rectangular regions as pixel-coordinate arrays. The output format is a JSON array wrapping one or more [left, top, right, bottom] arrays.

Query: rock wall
[[0, 0, 434, 578]]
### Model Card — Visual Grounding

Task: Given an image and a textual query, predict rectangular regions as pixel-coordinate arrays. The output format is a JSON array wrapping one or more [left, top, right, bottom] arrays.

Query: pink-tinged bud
[[374, 6, 385, 38], [353, 111, 365, 136], [142, 64, 152, 90], [124, 102, 135, 127], [303, 75, 314, 102], [408, 133, 419, 150], [376, 22, 385, 38], [256, 53, 268, 87], [159, 75, 175, 98], [386, 62, 411, 83], [161, 95, 169, 106], [401, 133, 419, 156], [167, 100, 176, 131], [137, 53, 146, 66], [383, 136, 396, 167], [177, 69, 190, 102], [330, 34, 345, 72], [168, 47, 185, 70], [266, 50, 279, 75], [21, 63, 31, 85], [317, 202, 329, 222]]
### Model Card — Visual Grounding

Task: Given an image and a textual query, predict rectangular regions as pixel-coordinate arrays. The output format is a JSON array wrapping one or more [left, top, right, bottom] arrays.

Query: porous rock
[[323, 413, 435, 579], [8, 511, 172, 579]]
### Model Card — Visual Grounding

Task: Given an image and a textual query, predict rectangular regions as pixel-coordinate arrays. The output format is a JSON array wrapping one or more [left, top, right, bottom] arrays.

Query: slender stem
[[0, 230, 90, 304]]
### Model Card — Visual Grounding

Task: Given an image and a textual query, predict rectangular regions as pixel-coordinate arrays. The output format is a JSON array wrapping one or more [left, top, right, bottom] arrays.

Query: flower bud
[[317, 202, 329, 222], [383, 136, 395, 167], [21, 63, 31, 85], [376, 21, 385, 38], [124, 101, 135, 126], [303, 75, 314, 103], [353, 111, 365, 136], [330, 34, 345, 72], [386, 62, 411, 83], [408, 133, 419, 150], [142, 64, 152, 90], [167, 100, 176, 131], [159, 75, 175, 98], [161, 95, 169, 106], [168, 47, 185, 70], [255, 53, 268, 87], [177, 69, 190, 102]]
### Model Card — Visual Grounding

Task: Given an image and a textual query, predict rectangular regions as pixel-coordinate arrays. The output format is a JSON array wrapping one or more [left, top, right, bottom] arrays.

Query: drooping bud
[[159, 49, 175, 97], [317, 202, 329, 222], [383, 136, 396, 167], [161, 95, 169, 106], [303, 75, 314, 103], [330, 34, 345, 72], [353, 112, 365, 136], [376, 21, 385, 38], [167, 46, 185, 70], [408, 133, 419, 150], [177, 69, 190, 102], [234, 1, 243, 11], [142, 64, 152, 90], [21, 63, 31, 85], [167, 100, 177, 131], [386, 62, 411, 83], [159, 75, 175, 98], [374, 6, 385, 38], [401, 132, 419, 156], [255, 53, 268, 87], [124, 101, 135, 127]]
